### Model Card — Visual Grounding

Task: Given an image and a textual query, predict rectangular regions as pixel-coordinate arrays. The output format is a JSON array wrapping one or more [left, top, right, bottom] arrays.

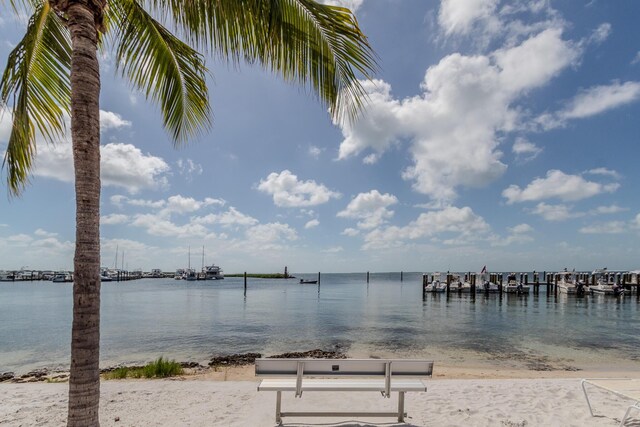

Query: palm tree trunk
[[66, 2, 102, 426]]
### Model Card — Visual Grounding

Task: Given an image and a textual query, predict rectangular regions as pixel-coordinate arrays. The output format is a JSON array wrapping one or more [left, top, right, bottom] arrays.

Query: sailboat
[[185, 246, 197, 281]]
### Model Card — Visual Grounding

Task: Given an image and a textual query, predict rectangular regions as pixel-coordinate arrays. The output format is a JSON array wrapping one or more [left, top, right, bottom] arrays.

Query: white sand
[[1, 378, 636, 426]]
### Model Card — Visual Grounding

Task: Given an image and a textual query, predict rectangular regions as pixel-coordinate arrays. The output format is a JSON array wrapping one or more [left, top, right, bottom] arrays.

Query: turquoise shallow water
[[1, 273, 639, 374]]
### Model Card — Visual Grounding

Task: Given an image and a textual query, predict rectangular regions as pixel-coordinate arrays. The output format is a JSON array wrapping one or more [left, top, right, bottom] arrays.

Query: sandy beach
[[2, 365, 639, 426]]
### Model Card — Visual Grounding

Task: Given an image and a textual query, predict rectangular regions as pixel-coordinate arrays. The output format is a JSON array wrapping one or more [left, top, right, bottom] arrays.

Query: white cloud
[[100, 144, 170, 193], [503, 170, 619, 204], [193, 207, 258, 228], [538, 81, 640, 129], [585, 167, 621, 180], [336, 27, 579, 202], [304, 219, 320, 229], [633, 51, 640, 65], [531, 203, 582, 222], [438, 0, 500, 37], [362, 206, 490, 250], [512, 137, 542, 162], [579, 221, 626, 234], [308, 146, 323, 159], [588, 22, 611, 44], [491, 223, 534, 246], [159, 195, 222, 216], [33, 141, 170, 194], [337, 190, 398, 229], [131, 214, 208, 238], [100, 110, 132, 132], [321, 246, 344, 253], [341, 228, 360, 237], [257, 170, 341, 207], [245, 223, 298, 245], [590, 205, 627, 215], [176, 158, 203, 181], [508, 223, 533, 234], [101, 214, 129, 225]]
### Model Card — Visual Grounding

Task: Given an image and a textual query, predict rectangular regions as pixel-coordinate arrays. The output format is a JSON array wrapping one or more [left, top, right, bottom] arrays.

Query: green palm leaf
[[0, 1, 71, 195], [143, 0, 377, 122], [109, 0, 211, 144]]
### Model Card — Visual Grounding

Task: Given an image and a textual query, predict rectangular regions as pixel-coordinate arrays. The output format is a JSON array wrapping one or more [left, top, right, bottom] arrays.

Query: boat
[[299, 279, 318, 284], [590, 268, 625, 296], [185, 269, 197, 281], [556, 270, 586, 295], [100, 269, 113, 282], [0, 271, 15, 282], [175, 268, 185, 280], [52, 272, 73, 283], [424, 273, 447, 293], [151, 269, 163, 278], [203, 264, 224, 280], [476, 270, 499, 293], [503, 273, 530, 294]]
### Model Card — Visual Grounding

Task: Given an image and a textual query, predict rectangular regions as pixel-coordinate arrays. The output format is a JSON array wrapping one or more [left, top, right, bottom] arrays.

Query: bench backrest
[[255, 358, 433, 377]]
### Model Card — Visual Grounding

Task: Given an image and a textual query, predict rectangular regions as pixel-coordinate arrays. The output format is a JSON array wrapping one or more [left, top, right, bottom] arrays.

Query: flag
[[480, 265, 487, 274]]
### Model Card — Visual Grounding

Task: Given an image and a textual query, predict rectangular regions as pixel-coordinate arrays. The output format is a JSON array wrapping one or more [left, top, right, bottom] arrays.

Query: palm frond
[[109, 0, 211, 145], [143, 0, 377, 123], [0, 2, 71, 195]]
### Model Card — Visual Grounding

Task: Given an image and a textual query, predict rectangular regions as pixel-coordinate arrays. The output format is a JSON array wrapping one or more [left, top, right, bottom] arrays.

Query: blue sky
[[1, 0, 639, 273]]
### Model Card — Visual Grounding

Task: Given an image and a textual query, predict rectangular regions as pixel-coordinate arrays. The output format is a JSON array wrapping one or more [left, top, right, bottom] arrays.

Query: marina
[[1, 272, 640, 376]]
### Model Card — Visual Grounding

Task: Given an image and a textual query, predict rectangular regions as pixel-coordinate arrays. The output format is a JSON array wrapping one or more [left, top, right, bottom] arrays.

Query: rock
[[268, 349, 347, 359], [180, 362, 202, 369], [114, 417, 120, 422], [209, 353, 262, 366], [23, 369, 48, 378], [0, 372, 14, 382]]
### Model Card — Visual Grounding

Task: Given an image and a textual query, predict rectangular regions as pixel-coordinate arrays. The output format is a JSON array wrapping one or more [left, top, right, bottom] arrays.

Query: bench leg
[[276, 391, 282, 424], [621, 402, 639, 427], [398, 391, 405, 422]]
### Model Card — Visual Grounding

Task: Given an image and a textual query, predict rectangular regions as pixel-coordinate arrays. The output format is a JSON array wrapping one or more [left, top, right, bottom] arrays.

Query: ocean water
[[1, 273, 639, 374]]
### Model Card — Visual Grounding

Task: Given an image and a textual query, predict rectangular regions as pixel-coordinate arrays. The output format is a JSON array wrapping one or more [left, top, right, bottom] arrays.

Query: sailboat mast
[[202, 246, 205, 271], [114, 245, 118, 269], [188, 246, 191, 270]]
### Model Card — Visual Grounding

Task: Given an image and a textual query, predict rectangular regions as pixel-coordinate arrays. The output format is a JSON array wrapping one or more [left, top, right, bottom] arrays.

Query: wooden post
[[366, 271, 369, 283], [446, 273, 450, 295], [400, 271, 403, 282], [244, 272, 247, 295], [318, 272, 321, 285], [470, 273, 476, 293], [498, 273, 503, 293]]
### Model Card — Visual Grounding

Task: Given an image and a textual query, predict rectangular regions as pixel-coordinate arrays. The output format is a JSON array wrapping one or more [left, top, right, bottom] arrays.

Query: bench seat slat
[[258, 378, 427, 392]]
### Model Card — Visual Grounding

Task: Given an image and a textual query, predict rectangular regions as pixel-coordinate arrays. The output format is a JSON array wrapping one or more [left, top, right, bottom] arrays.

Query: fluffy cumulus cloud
[[336, 25, 579, 202], [193, 207, 258, 228], [176, 158, 203, 181], [257, 170, 341, 207], [32, 141, 170, 193], [537, 81, 640, 129], [337, 190, 398, 229], [585, 167, 621, 180], [100, 110, 132, 132], [531, 203, 582, 222], [492, 223, 534, 246], [362, 206, 490, 250], [503, 170, 619, 204]]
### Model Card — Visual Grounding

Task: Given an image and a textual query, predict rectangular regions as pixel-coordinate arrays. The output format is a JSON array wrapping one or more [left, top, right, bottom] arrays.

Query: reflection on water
[[0, 272, 639, 373]]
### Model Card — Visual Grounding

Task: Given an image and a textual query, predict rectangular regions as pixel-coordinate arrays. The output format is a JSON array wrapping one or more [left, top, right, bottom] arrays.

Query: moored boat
[[52, 272, 73, 283], [424, 273, 447, 293], [503, 273, 530, 294], [203, 264, 224, 280]]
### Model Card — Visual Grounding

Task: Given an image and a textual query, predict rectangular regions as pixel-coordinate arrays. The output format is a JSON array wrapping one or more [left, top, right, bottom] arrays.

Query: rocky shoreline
[[0, 349, 346, 384]]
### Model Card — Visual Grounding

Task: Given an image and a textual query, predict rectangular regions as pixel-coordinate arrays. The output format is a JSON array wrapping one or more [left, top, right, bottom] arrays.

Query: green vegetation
[[104, 357, 183, 380], [225, 273, 295, 279]]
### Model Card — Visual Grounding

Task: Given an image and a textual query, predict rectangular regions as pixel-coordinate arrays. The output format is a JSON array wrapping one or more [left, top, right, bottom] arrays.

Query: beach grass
[[105, 357, 183, 380]]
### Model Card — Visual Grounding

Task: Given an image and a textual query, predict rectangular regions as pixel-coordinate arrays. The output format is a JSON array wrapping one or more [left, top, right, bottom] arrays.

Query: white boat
[[556, 271, 587, 295], [451, 275, 473, 293], [503, 273, 530, 294], [476, 271, 499, 293], [52, 272, 73, 283], [424, 273, 447, 293], [175, 268, 185, 280], [590, 268, 624, 296], [151, 269, 163, 278], [203, 264, 224, 280], [0, 271, 15, 281]]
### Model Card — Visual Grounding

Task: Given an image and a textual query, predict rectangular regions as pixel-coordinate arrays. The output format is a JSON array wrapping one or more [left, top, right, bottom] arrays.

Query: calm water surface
[[1, 273, 639, 373]]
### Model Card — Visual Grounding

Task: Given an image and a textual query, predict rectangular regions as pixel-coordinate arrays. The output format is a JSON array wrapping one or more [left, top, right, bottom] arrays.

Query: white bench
[[256, 358, 433, 424]]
